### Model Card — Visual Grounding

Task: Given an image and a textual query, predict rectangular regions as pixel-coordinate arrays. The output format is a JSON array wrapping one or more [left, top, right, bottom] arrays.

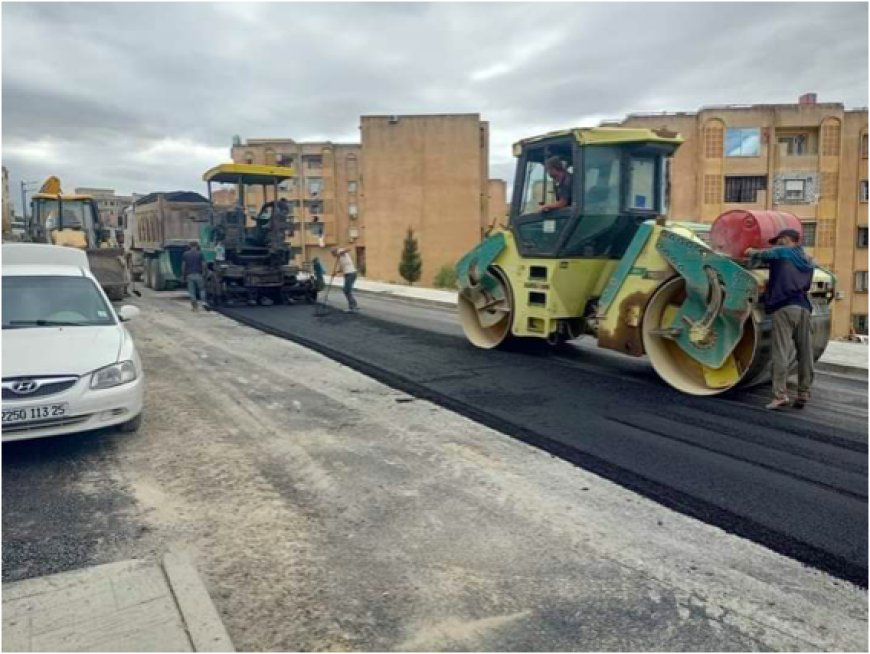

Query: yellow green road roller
[[456, 127, 835, 395]]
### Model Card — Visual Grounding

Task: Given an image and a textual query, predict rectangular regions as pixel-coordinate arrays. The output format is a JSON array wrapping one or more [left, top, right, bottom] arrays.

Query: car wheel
[[118, 413, 142, 433], [143, 259, 153, 289]]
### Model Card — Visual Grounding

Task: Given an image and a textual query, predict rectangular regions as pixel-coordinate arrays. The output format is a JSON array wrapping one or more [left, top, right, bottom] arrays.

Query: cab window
[[583, 146, 621, 214], [519, 158, 548, 216], [626, 157, 656, 210], [512, 143, 576, 256]]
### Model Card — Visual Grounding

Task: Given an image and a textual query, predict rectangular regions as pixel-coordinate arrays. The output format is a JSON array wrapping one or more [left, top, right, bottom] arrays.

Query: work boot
[[793, 392, 810, 409], [765, 396, 789, 410]]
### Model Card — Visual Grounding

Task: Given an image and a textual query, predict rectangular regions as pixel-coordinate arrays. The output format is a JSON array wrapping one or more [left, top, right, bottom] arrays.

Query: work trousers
[[343, 272, 358, 310], [187, 273, 204, 305], [771, 305, 814, 399]]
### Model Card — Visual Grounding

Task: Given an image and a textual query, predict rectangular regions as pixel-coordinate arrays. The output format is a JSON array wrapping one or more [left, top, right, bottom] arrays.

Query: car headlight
[[90, 361, 137, 390]]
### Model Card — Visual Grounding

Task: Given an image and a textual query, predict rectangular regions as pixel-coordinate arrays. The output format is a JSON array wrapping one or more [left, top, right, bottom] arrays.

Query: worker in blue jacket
[[745, 228, 815, 410]]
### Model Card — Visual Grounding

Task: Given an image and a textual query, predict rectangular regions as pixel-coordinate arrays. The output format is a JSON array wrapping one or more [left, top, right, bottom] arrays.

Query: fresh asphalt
[[221, 292, 869, 586]]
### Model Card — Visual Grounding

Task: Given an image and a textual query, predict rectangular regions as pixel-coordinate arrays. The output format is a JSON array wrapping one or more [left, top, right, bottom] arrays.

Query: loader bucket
[[87, 248, 128, 300]]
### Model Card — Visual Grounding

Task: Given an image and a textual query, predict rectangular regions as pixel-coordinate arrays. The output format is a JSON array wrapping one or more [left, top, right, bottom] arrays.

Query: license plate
[[2, 403, 69, 425]]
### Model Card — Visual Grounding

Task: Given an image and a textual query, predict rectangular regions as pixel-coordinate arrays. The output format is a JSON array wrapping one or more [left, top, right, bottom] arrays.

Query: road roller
[[456, 127, 835, 395]]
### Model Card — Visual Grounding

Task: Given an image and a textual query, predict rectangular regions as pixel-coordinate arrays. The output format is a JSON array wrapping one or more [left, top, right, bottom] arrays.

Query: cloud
[[2, 2, 866, 213]]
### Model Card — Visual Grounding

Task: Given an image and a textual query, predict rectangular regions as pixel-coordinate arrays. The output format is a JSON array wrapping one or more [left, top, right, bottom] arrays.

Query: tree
[[433, 264, 458, 289], [398, 227, 422, 285]]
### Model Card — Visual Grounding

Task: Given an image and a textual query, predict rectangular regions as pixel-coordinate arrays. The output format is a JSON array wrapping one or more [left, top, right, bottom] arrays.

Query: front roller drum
[[641, 277, 767, 396]]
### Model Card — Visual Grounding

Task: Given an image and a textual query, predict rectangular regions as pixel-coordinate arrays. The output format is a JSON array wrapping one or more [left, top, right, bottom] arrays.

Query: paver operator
[[745, 228, 815, 410], [332, 247, 359, 313], [181, 241, 207, 312]]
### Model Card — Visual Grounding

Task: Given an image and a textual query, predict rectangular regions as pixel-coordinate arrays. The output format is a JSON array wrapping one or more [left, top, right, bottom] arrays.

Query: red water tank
[[709, 210, 803, 259]]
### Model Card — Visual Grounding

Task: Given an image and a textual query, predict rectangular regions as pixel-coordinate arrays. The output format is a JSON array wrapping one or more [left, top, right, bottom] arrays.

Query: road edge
[[162, 552, 235, 652]]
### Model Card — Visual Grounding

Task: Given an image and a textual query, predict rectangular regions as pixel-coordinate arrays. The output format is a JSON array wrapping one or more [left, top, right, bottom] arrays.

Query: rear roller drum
[[457, 267, 514, 349]]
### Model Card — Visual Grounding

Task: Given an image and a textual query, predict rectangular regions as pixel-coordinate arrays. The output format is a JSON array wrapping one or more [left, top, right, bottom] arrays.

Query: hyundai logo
[[10, 380, 39, 394]]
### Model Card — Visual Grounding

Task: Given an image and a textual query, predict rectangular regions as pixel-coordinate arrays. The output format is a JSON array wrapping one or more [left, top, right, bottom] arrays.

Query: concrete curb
[[162, 553, 234, 652], [815, 361, 869, 379]]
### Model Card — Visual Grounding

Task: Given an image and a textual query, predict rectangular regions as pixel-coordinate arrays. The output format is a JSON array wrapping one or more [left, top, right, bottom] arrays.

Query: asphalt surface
[[221, 292, 869, 586]]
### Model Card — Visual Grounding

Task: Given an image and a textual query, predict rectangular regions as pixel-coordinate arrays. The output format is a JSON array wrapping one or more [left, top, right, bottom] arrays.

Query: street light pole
[[20, 180, 41, 232]]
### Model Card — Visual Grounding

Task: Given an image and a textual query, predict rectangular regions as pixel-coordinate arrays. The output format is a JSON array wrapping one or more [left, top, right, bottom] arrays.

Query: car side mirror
[[117, 305, 140, 322]]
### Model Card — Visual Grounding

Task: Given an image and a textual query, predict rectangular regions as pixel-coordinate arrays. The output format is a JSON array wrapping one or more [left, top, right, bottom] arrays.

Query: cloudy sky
[[3, 1, 867, 211]]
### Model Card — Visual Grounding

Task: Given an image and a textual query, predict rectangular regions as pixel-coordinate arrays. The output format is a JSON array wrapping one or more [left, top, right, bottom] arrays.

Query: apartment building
[[74, 187, 138, 227], [230, 138, 362, 268], [611, 94, 868, 338], [360, 114, 490, 286]]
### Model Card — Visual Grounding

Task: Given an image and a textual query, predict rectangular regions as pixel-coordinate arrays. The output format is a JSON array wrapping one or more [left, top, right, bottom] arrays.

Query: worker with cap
[[745, 228, 815, 410]]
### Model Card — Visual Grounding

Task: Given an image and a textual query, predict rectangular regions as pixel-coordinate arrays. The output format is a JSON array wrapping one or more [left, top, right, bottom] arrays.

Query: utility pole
[[20, 180, 40, 226]]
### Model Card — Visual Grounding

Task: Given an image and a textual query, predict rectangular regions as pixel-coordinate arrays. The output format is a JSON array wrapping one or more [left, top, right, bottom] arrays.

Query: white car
[[2, 244, 144, 442]]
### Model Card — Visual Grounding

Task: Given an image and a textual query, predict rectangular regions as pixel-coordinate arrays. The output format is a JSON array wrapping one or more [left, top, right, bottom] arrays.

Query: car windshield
[[2, 275, 116, 329]]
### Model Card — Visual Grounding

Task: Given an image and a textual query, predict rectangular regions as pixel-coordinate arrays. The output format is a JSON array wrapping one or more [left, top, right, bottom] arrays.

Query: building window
[[348, 181, 358, 193], [349, 204, 358, 219], [857, 226, 868, 248], [307, 178, 322, 195], [703, 175, 722, 204], [821, 123, 841, 156], [704, 123, 724, 158], [860, 180, 868, 203], [725, 128, 761, 157], [724, 176, 767, 203], [784, 179, 807, 202], [306, 156, 322, 170], [245, 151, 254, 164], [855, 271, 868, 293], [778, 134, 809, 155], [862, 134, 868, 159], [801, 221, 817, 247], [854, 314, 868, 335]]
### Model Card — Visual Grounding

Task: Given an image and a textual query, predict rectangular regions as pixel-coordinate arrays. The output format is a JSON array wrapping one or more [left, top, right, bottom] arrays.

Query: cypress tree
[[398, 227, 422, 285]]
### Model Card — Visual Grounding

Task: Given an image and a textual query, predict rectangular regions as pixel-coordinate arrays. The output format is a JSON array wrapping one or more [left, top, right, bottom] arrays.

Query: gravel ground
[[2, 289, 866, 651]]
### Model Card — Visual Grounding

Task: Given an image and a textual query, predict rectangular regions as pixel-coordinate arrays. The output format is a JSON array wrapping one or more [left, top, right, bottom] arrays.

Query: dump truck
[[27, 177, 129, 300], [455, 127, 835, 396], [132, 191, 211, 291], [200, 163, 317, 306]]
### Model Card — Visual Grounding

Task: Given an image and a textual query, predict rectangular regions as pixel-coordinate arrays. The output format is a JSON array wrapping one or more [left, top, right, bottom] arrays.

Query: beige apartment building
[[229, 138, 362, 268], [611, 94, 869, 338], [360, 114, 490, 286], [74, 187, 138, 227]]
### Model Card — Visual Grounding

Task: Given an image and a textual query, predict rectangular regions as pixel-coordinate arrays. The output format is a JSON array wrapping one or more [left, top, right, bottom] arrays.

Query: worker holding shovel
[[331, 247, 359, 313]]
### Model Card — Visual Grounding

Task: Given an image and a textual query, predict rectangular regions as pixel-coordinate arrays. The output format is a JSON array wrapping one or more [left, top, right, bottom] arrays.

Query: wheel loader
[[27, 177, 129, 301], [456, 127, 835, 396]]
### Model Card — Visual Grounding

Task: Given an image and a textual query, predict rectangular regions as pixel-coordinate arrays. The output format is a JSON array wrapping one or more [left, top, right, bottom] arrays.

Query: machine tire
[[143, 259, 153, 289], [105, 286, 126, 302], [152, 262, 167, 292], [205, 273, 223, 308]]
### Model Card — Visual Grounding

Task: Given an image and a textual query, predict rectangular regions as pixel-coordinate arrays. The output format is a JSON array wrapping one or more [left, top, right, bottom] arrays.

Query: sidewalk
[[2, 554, 233, 652], [331, 277, 869, 376]]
